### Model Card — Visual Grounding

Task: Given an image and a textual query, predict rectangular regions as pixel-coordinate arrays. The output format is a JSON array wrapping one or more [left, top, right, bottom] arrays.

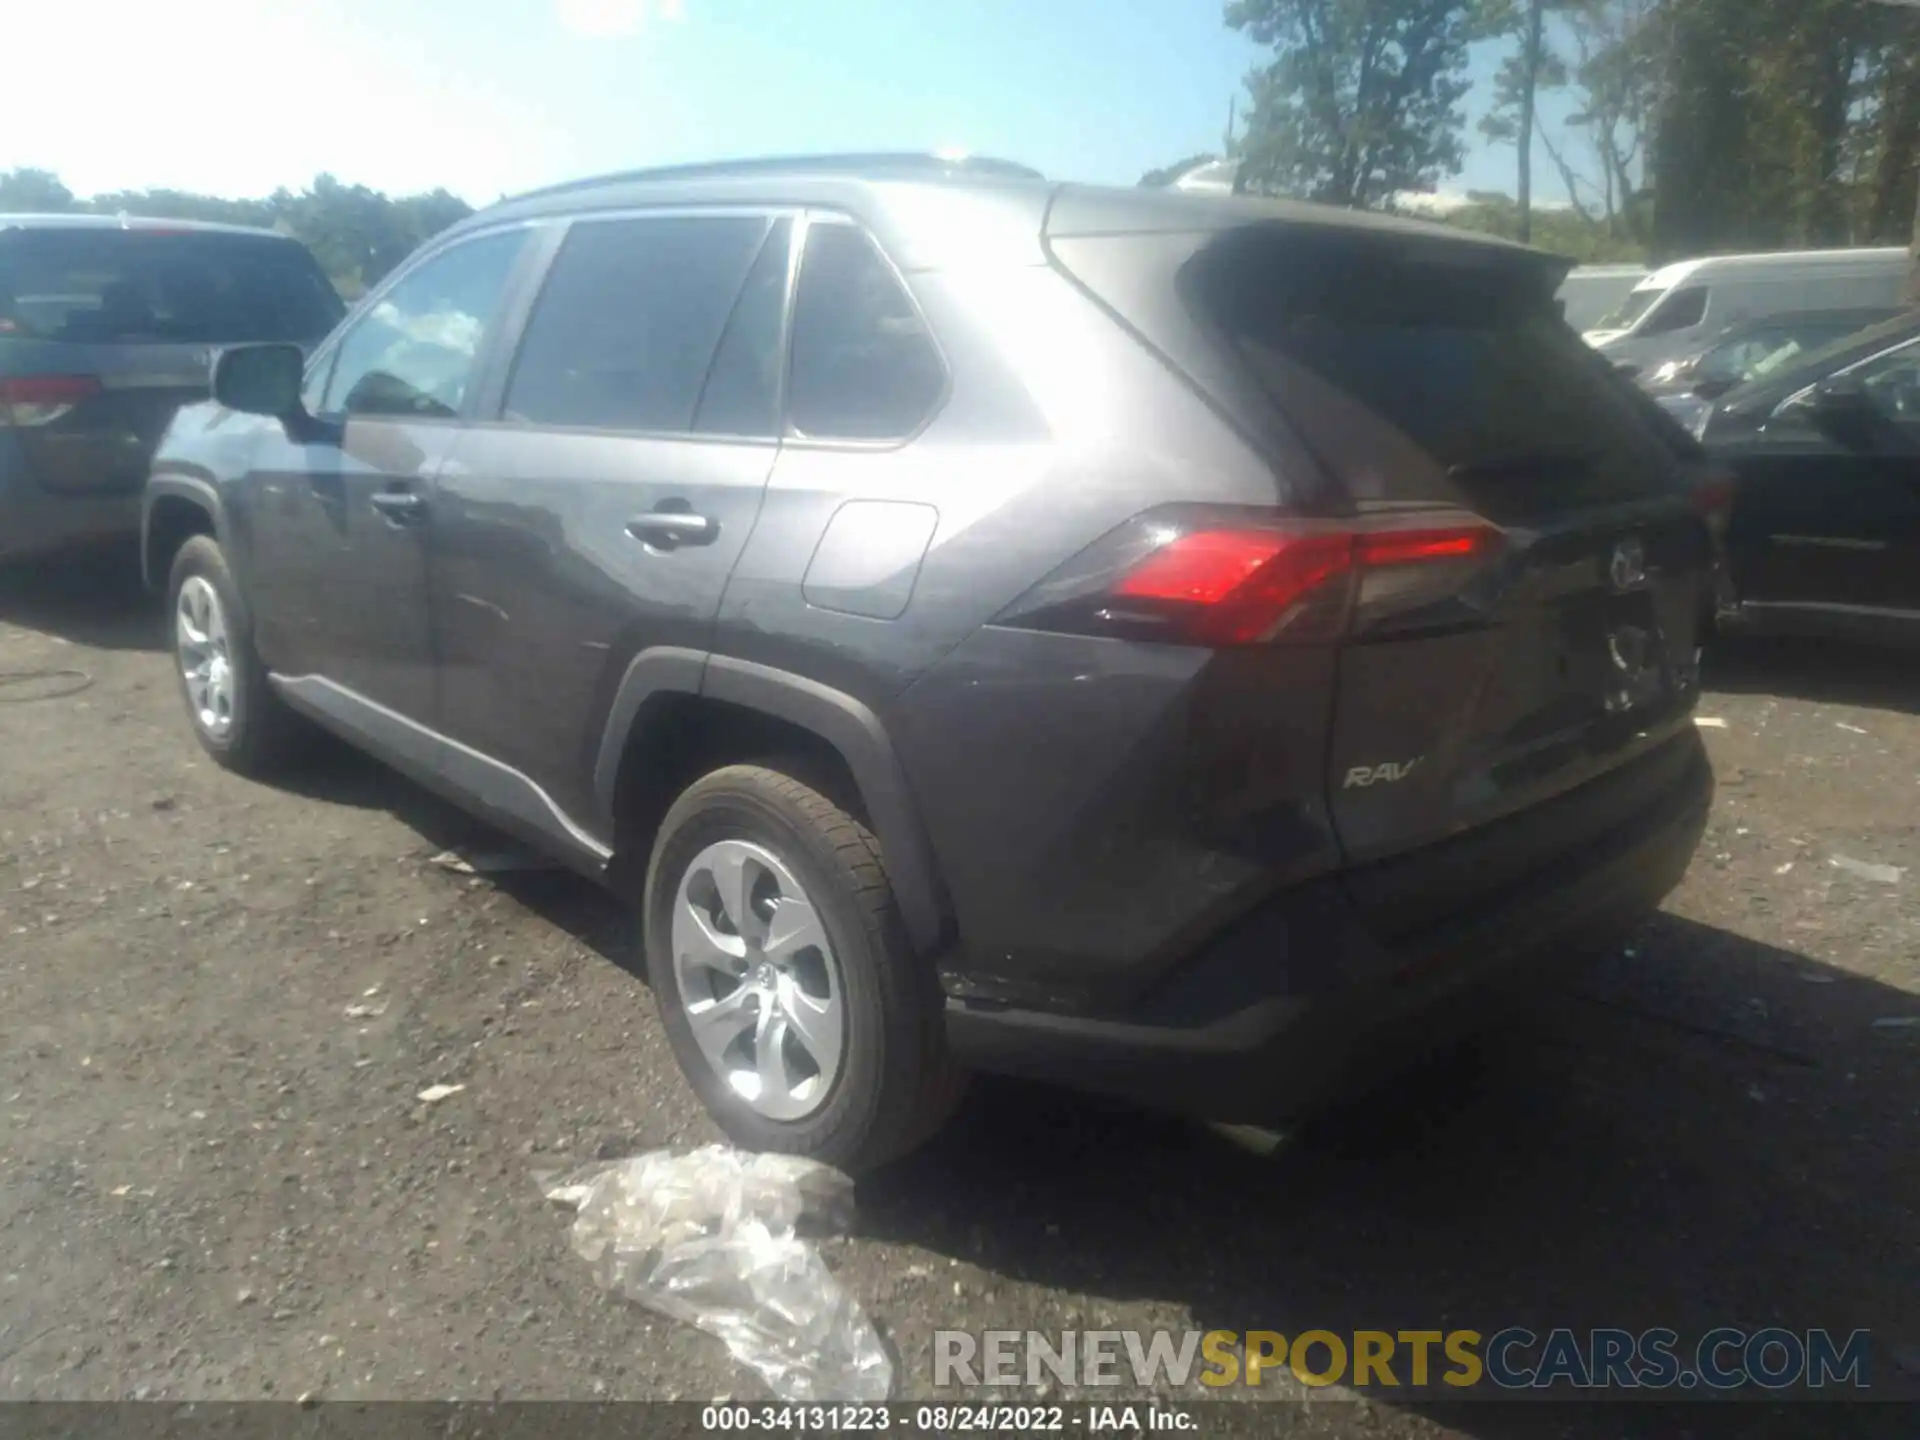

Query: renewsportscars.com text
[[933, 1327, 1875, 1394]]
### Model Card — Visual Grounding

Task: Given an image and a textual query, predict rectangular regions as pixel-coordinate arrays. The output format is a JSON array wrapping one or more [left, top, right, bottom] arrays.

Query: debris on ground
[[429, 846, 561, 877], [1828, 854, 1906, 885], [545, 1145, 889, 1402], [416, 1083, 466, 1103], [1694, 716, 1729, 729], [344, 1001, 387, 1019], [1836, 722, 1870, 736]]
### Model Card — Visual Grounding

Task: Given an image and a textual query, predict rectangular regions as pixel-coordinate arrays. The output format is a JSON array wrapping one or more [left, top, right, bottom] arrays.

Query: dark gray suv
[[143, 155, 1715, 1171], [2, 215, 342, 562]]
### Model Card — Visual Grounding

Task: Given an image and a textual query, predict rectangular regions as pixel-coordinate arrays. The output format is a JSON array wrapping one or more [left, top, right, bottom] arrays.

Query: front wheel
[[643, 764, 963, 1173], [166, 535, 303, 775]]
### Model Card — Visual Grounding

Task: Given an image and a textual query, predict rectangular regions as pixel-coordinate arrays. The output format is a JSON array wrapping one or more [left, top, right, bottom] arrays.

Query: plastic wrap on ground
[[545, 1145, 890, 1401]]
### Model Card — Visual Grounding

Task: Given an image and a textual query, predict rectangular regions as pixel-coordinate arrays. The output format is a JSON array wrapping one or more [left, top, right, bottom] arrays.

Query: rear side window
[[786, 222, 943, 441], [503, 215, 770, 433], [0, 229, 343, 344], [1182, 230, 1685, 517], [1638, 286, 1707, 335]]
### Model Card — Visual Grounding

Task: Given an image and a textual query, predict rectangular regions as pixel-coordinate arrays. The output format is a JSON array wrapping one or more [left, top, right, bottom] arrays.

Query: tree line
[[0, 168, 474, 298], [1151, 0, 1920, 271]]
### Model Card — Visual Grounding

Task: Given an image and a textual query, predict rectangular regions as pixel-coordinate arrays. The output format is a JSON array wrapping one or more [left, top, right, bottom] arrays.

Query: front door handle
[[626, 511, 718, 547], [370, 489, 428, 523]]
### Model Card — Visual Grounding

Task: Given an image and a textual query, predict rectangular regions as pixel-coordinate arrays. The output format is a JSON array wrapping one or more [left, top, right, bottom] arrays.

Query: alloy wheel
[[670, 838, 846, 1121], [176, 575, 235, 741]]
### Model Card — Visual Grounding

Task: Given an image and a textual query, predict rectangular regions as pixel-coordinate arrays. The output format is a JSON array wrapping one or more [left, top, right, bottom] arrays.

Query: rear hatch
[[0, 225, 342, 495], [1046, 205, 1711, 934]]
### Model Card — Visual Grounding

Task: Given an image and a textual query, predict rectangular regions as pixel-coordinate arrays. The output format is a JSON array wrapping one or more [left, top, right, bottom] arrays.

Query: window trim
[[1776, 334, 1920, 419], [473, 203, 796, 446], [299, 218, 547, 427], [779, 210, 952, 452]]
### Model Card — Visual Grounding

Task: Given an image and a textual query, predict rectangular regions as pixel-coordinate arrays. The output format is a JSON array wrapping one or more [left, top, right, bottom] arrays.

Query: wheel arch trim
[[593, 648, 951, 955], [141, 472, 228, 592]]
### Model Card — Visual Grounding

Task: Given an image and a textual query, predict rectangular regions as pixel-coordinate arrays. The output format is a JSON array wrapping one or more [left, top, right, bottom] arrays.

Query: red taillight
[[1692, 475, 1736, 539], [0, 374, 103, 427], [997, 507, 1501, 647], [1355, 526, 1493, 568], [1112, 528, 1354, 644]]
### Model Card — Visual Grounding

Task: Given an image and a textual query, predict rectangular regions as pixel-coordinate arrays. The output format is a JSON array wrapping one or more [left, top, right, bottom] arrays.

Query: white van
[[1556, 264, 1647, 333], [1583, 247, 1909, 375]]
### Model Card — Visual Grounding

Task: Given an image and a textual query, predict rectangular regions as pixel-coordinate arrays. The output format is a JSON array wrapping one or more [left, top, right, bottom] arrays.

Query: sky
[[1, 0, 1587, 207]]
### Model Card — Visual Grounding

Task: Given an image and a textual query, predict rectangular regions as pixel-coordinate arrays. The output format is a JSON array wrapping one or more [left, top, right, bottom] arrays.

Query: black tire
[[643, 764, 964, 1173], [165, 535, 304, 776]]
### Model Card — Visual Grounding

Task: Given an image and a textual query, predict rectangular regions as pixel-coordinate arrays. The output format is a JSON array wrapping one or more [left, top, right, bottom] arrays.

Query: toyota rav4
[[143, 154, 1714, 1171]]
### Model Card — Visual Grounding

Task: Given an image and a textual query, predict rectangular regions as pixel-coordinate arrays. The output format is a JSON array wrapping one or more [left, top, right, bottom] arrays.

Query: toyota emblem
[[1609, 536, 1648, 591]]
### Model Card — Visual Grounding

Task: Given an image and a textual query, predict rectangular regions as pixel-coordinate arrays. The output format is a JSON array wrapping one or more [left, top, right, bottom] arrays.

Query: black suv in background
[[1695, 311, 1920, 647], [1, 215, 342, 562], [143, 155, 1715, 1170]]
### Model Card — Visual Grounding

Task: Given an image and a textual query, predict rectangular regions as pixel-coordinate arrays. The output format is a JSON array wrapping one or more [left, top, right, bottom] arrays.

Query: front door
[[429, 212, 792, 834], [244, 226, 535, 725]]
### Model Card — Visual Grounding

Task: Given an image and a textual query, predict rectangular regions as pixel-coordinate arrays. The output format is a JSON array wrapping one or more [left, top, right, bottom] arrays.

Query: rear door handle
[[370, 490, 428, 523], [626, 511, 718, 546]]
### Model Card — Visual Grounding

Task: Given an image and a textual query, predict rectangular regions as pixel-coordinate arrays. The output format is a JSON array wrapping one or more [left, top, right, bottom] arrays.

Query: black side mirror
[[213, 343, 306, 420], [1800, 375, 1880, 448]]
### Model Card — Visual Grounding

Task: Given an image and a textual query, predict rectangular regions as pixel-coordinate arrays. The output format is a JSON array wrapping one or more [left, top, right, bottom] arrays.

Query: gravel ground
[[0, 555, 1915, 1438]]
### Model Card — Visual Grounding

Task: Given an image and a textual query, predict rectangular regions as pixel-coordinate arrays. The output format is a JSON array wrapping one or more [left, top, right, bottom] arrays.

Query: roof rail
[[501, 152, 1045, 206]]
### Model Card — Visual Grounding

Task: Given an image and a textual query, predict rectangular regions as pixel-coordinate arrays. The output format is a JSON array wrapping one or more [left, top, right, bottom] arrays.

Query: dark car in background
[[1696, 311, 1920, 647], [1642, 307, 1897, 438], [1, 215, 342, 563], [141, 156, 1714, 1170]]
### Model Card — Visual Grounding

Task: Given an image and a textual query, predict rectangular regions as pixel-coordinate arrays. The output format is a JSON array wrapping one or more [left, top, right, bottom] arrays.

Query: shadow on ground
[[0, 546, 160, 652], [1706, 635, 1920, 717], [855, 912, 1918, 1435], [313, 721, 1919, 1434]]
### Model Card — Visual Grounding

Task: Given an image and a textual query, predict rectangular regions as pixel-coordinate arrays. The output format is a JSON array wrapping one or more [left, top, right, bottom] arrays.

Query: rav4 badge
[[1344, 758, 1425, 789]]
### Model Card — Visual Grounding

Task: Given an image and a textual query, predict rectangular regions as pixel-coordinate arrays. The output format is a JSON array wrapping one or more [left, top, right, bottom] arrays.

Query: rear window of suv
[[0, 228, 344, 345], [1053, 223, 1685, 520]]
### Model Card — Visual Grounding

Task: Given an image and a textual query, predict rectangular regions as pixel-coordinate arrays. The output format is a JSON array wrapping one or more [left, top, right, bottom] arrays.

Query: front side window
[[1850, 339, 1920, 429], [1638, 286, 1708, 336], [786, 222, 944, 441], [320, 228, 528, 420], [503, 214, 771, 433], [1700, 333, 1785, 386], [1594, 286, 1661, 332]]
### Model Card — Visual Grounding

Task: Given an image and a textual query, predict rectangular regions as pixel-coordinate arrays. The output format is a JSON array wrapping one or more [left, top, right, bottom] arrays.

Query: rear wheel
[[166, 535, 303, 775], [643, 764, 963, 1172]]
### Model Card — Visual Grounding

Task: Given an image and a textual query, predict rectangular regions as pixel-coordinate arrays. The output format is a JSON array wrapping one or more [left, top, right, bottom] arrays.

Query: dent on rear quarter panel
[[891, 631, 1345, 1011]]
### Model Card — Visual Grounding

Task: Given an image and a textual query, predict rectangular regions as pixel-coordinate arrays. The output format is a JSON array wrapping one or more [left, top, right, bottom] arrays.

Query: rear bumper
[[0, 441, 142, 561], [945, 738, 1713, 1122]]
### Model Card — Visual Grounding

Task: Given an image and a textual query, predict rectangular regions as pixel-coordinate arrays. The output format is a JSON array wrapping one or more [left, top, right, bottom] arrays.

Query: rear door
[[0, 226, 342, 495], [428, 210, 789, 830]]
